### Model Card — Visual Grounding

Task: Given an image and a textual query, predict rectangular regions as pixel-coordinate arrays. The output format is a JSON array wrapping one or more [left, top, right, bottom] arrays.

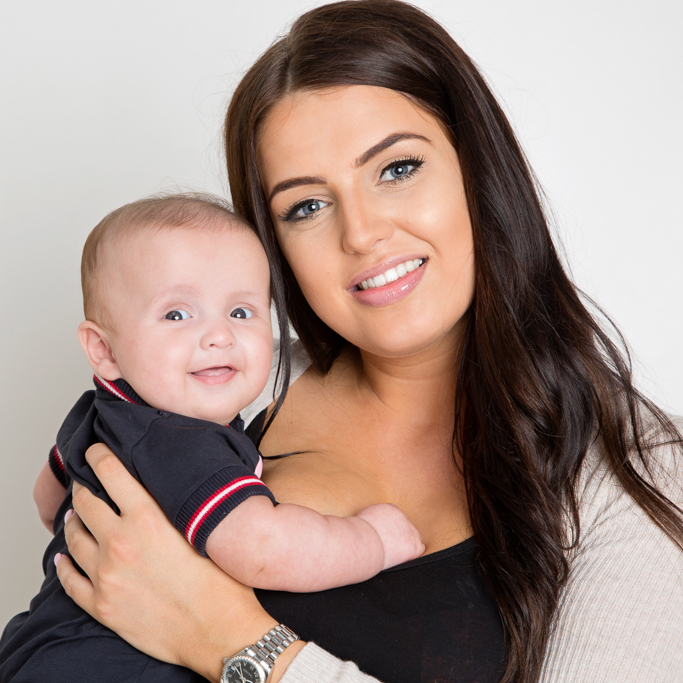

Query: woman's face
[[258, 85, 475, 360]]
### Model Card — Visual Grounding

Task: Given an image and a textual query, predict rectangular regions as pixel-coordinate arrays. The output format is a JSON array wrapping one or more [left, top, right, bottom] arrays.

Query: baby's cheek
[[136, 364, 185, 413]]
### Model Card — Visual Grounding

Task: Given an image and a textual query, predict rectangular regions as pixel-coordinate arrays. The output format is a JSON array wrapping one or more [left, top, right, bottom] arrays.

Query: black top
[[249, 413, 507, 683], [256, 539, 505, 683]]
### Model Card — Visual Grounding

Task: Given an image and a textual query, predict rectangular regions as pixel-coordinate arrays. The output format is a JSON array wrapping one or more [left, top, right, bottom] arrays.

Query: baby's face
[[101, 224, 273, 424]]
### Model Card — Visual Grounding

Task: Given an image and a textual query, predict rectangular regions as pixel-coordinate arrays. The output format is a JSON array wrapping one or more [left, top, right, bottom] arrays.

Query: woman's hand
[[56, 443, 303, 681]]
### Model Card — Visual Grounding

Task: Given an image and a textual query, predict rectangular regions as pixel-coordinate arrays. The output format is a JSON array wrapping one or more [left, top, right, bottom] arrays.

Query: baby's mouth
[[190, 366, 237, 385], [191, 366, 234, 377]]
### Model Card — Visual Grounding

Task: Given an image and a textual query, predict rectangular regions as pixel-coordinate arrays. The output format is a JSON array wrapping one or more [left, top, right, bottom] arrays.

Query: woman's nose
[[200, 319, 236, 350], [340, 195, 394, 255]]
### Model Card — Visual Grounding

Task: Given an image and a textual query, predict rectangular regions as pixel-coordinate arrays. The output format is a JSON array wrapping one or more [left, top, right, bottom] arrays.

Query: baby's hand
[[356, 504, 425, 570]]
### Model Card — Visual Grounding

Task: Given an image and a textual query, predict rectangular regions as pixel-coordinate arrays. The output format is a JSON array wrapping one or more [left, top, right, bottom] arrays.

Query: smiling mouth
[[355, 258, 426, 291], [191, 366, 235, 377]]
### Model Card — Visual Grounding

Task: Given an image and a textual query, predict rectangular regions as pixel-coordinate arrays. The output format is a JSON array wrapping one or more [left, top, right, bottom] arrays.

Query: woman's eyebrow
[[268, 132, 430, 202], [354, 132, 430, 167], [269, 175, 325, 202]]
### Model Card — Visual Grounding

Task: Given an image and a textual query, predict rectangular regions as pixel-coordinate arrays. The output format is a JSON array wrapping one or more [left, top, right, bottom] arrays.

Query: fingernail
[[64, 509, 74, 524], [54, 553, 62, 566]]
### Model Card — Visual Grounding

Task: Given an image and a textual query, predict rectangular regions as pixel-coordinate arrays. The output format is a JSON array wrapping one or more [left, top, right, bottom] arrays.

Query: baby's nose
[[201, 319, 236, 349]]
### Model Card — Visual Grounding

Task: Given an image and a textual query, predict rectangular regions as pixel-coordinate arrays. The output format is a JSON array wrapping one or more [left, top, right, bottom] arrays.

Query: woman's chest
[[259, 416, 472, 551]]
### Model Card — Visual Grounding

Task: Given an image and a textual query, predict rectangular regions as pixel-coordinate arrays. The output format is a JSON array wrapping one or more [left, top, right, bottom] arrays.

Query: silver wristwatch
[[221, 624, 299, 683]]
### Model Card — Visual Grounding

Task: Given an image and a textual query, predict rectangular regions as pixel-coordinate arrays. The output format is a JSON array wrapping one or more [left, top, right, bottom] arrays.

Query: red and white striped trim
[[52, 445, 65, 473], [94, 374, 135, 403], [185, 476, 266, 546]]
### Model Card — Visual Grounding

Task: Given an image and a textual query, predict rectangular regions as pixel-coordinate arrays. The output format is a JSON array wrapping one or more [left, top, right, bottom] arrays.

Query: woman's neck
[[344, 333, 462, 423]]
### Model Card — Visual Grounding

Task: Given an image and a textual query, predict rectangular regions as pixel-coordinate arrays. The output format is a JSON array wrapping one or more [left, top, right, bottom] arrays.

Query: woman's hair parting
[[81, 191, 291, 439], [224, 2, 683, 681]]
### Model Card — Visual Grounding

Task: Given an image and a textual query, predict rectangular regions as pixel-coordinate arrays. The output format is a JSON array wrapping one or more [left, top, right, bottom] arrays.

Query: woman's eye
[[164, 309, 190, 321], [379, 157, 424, 184], [281, 199, 330, 222], [230, 308, 253, 319]]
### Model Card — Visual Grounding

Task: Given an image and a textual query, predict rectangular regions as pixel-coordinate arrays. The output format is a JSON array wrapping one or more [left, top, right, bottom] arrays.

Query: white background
[[1, 0, 681, 625]]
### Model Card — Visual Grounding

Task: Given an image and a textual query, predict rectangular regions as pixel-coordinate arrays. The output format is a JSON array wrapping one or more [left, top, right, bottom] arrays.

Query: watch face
[[224, 656, 266, 683]]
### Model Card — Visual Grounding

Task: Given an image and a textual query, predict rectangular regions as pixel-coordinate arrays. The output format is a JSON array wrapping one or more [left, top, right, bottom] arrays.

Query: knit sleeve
[[539, 419, 683, 682], [54, 389, 98, 489], [281, 644, 383, 683]]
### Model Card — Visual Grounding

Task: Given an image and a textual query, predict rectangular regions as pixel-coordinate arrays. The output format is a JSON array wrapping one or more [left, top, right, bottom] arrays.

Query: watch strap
[[223, 624, 299, 681]]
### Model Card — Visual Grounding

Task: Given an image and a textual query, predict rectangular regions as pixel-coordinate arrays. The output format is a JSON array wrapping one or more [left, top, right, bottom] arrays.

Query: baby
[[0, 194, 423, 682]]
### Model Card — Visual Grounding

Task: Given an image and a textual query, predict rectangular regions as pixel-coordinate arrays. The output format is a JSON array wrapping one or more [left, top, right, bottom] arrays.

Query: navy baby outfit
[[0, 376, 274, 683]]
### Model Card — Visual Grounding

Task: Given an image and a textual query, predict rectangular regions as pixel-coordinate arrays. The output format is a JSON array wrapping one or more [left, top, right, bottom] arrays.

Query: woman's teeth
[[358, 258, 425, 290]]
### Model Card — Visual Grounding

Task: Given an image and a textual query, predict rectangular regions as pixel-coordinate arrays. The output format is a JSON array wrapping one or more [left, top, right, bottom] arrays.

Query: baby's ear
[[77, 321, 122, 381]]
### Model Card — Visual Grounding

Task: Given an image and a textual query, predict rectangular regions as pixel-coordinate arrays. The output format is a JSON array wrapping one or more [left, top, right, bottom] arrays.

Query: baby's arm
[[205, 497, 424, 592], [33, 461, 67, 532]]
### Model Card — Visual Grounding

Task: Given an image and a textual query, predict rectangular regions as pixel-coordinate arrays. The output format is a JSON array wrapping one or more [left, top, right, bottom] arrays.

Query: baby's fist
[[356, 503, 425, 570]]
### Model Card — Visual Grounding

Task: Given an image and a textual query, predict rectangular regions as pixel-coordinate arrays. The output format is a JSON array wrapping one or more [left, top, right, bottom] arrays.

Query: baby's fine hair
[[81, 192, 250, 325]]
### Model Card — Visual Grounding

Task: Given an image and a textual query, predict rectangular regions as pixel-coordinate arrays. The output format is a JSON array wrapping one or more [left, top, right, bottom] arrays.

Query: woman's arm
[[56, 444, 382, 683]]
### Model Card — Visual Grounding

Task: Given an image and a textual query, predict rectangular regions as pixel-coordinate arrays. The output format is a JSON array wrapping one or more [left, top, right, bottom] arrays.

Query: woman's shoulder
[[637, 412, 683, 500], [576, 412, 683, 527], [567, 410, 683, 589]]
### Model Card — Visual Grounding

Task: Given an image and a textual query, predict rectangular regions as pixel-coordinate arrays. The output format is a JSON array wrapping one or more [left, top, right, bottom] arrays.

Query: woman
[[55, 1, 683, 682]]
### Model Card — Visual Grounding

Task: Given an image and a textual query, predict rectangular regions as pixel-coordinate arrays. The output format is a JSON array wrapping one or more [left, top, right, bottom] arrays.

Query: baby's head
[[79, 193, 273, 425]]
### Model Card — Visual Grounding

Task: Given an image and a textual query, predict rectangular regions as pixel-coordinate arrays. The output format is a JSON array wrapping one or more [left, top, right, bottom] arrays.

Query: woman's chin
[[352, 322, 466, 364]]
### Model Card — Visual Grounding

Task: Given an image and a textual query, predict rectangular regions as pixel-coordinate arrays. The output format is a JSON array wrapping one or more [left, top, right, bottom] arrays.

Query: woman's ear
[[77, 321, 122, 381]]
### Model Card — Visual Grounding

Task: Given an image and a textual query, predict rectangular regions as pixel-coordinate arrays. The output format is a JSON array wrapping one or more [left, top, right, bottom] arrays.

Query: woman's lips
[[190, 366, 236, 385], [349, 259, 427, 307], [356, 258, 425, 290]]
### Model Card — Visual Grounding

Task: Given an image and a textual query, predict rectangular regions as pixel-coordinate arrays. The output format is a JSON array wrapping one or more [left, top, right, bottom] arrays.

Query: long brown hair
[[224, 2, 683, 680]]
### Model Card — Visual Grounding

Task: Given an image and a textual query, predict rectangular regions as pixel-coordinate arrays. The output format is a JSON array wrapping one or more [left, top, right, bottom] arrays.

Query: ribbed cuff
[[48, 444, 67, 487], [280, 643, 382, 683], [175, 466, 275, 557]]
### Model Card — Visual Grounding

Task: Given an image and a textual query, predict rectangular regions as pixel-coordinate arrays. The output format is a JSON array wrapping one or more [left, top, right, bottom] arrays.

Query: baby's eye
[[230, 308, 253, 319], [164, 310, 190, 321]]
